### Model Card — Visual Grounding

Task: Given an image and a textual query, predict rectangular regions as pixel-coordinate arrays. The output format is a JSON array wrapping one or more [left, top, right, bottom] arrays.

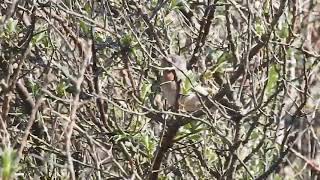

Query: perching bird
[[160, 54, 211, 111]]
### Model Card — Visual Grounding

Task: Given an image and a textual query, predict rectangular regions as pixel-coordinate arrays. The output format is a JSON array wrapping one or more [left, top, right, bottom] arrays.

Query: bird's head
[[161, 54, 187, 81]]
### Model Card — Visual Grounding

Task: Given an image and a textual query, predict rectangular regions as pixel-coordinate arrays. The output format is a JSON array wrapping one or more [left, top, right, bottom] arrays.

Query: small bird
[[160, 55, 211, 111]]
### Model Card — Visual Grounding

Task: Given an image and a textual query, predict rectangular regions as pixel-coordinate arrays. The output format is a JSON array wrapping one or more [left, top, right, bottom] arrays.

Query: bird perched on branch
[[160, 54, 213, 111]]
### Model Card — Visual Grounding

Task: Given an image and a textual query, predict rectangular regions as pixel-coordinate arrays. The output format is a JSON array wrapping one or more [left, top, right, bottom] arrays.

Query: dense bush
[[1, 0, 320, 179]]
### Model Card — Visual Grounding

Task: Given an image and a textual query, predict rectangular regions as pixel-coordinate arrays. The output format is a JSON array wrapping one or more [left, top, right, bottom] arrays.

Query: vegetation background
[[1, 0, 320, 179]]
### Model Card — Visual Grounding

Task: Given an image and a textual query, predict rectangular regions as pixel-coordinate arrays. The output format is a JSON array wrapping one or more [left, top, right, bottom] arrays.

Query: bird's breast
[[160, 81, 178, 107]]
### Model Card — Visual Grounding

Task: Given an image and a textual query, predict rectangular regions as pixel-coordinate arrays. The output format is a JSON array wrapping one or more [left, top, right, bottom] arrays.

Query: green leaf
[[113, 133, 130, 143], [141, 82, 152, 101], [170, 0, 184, 10], [189, 133, 201, 141], [182, 71, 197, 95], [142, 135, 150, 150], [56, 81, 69, 97], [120, 34, 133, 47], [263, 0, 270, 15], [182, 78, 192, 95], [84, 3, 91, 15], [79, 21, 90, 34], [266, 65, 279, 94], [217, 52, 233, 65], [33, 31, 46, 44], [278, 23, 289, 39], [6, 18, 18, 33], [1, 148, 18, 180], [142, 134, 155, 157], [204, 147, 217, 163], [251, 130, 259, 140], [28, 81, 41, 97], [255, 23, 265, 36], [272, 174, 284, 180]]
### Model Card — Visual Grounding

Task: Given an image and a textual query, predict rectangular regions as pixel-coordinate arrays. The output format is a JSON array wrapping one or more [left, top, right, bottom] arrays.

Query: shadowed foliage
[[1, 0, 320, 179]]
